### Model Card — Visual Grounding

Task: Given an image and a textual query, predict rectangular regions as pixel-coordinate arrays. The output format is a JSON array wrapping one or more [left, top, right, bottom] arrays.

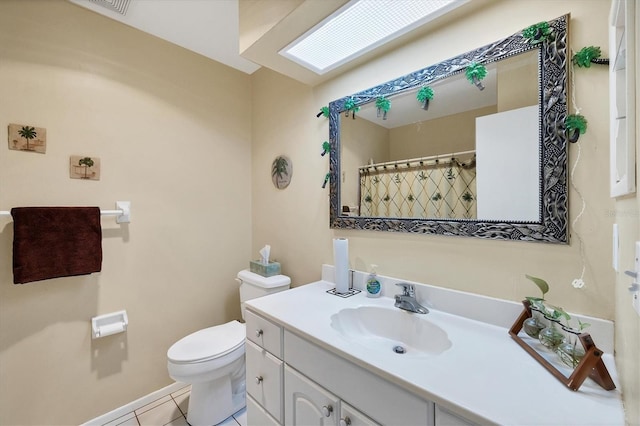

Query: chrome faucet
[[394, 283, 429, 314]]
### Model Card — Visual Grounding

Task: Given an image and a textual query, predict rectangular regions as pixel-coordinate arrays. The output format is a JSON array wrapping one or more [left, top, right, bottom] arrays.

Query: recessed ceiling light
[[279, 0, 468, 75]]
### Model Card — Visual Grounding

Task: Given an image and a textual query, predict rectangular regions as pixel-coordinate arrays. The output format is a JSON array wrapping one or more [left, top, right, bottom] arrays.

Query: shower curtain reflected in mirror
[[359, 158, 476, 219]]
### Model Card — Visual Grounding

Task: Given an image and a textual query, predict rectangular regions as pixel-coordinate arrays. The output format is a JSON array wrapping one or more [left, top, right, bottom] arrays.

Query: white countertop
[[245, 279, 625, 426]]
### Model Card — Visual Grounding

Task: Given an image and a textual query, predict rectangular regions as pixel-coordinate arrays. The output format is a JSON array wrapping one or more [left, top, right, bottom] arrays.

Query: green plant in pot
[[556, 318, 590, 368], [537, 304, 569, 351], [522, 274, 549, 338]]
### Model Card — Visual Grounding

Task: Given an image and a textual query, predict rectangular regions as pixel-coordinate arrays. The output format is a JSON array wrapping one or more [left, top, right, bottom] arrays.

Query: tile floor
[[100, 385, 247, 426]]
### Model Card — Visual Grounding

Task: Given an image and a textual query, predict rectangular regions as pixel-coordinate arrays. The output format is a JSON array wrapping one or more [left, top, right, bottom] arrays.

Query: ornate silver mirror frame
[[329, 15, 568, 243]]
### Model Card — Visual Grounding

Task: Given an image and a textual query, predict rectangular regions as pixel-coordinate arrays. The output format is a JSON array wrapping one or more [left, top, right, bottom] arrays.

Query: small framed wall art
[[70, 155, 101, 181], [8, 123, 47, 154], [271, 155, 292, 189]]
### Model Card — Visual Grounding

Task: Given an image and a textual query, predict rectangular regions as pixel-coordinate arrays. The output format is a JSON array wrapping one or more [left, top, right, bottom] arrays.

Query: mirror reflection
[[340, 50, 539, 221], [329, 14, 569, 243]]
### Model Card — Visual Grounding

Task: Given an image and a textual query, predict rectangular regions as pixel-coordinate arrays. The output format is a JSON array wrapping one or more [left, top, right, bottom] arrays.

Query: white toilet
[[167, 270, 291, 426]]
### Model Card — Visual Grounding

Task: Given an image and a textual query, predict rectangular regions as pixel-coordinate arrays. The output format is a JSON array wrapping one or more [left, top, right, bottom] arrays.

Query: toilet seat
[[168, 320, 245, 364]]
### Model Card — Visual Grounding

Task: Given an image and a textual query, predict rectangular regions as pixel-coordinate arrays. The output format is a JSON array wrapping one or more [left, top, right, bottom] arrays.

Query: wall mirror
[[329, 15, 569, 243]]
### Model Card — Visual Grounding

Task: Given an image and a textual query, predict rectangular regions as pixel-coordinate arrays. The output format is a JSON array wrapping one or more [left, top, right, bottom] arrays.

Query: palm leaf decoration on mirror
[[565, 114, 588, 143], [572, 46, 609, 67], [416, 85, 434, 110], [522, 21, 553, 45], [375, 96, 391, 120], [344, 97, 360, 119], [465, 62, 487, 91]]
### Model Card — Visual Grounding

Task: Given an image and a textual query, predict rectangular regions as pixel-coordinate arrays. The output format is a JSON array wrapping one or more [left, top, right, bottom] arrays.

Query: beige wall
[[0, 1, 252, 424], [252, 0, 638, 424], [390, 106, 495, 160]]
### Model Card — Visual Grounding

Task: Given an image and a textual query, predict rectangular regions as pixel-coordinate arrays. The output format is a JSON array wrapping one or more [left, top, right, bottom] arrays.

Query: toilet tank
[[237, 270, 291, 320]]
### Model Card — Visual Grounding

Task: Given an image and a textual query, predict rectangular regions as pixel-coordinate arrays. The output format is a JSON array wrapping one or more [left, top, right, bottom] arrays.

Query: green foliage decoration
[[322, 172, 330, 189], [316, 106, 330, 118], [572, 46, 603, 68], [321, 141, 330, 156], [565, 114, 588, 134], [522, 21, 552, 45], [465, 62, 487, 84], [344, 97, 360, 118], [416, 86, 434, 102], [524, 274, 549, 309], [375, 97, 391, 112]]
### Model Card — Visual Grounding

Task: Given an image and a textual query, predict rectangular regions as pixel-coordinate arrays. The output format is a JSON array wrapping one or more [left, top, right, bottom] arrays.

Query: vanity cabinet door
[[246, 340, 283, 423], [247, 395, 280, 426], [285, 365, 339, 426], [340, 402, 380, 426]]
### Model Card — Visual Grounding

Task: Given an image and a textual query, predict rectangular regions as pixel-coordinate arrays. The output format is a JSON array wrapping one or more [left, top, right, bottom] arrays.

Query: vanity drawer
[[246, 340, 284, 424], [245, 309, 283, 358]]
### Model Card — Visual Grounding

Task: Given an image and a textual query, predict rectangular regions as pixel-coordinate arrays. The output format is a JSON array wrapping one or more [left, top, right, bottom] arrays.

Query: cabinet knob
[[255, 376, 263, 385], [255, 329, 263, 338], [339, 416, 352, 426], [322, 405, 333, 417]]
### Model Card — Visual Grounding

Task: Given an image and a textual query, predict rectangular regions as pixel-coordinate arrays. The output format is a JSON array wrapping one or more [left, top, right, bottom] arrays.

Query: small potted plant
[[522, 274, 548, 338], [556, 317, 590, 368], [537, 304, 568, 351]]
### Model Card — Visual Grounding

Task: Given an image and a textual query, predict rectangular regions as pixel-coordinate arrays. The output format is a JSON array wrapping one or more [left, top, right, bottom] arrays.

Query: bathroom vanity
[[244, 266, 624, 425]]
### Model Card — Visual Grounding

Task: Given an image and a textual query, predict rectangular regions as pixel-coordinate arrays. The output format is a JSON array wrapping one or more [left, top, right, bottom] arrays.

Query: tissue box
[[249, 260, 281, 277]]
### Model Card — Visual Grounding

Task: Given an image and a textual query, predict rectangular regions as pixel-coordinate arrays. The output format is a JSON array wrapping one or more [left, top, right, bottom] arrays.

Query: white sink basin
[[330, 306, 452, 356]]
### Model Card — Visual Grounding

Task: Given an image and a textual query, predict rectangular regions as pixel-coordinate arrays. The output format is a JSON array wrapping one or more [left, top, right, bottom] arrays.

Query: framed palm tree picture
[[271, 155, 292, 189], [70, 155, 101, 180], [8, 123, 47, 153]]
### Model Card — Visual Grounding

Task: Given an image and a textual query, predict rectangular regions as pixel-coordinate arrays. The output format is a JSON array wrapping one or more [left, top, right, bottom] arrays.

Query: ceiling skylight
[[279, 0, 468, 74]]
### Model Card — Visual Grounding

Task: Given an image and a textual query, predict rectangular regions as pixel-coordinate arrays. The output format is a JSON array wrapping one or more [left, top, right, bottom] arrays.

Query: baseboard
[[80, 381, 187, 425]]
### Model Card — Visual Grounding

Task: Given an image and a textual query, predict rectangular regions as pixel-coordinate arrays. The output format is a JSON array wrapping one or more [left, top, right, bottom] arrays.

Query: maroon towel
[[11, 207, 102, 284]]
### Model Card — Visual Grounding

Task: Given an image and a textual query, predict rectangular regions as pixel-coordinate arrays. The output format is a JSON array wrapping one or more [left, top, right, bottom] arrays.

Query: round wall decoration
[[271, 155, 292, 189]]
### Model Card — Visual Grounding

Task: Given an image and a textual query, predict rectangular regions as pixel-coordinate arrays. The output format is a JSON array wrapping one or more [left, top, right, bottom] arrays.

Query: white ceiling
[[68, 0, 261, 74], [67, 0, 477, 85]]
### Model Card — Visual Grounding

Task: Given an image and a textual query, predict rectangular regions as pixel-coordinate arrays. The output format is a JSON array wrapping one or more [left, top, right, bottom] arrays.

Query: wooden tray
[[509, 300, 615, 391]]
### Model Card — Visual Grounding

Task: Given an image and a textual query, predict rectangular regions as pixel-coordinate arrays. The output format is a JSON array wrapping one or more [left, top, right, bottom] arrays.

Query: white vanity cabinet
[[340, 402, 380, 426], [244, 310, 284, 425], [245, 308, 479, 426], [283, 330, 433, 426], [284, 365, 341, 426], [284, 365, 379, 426]]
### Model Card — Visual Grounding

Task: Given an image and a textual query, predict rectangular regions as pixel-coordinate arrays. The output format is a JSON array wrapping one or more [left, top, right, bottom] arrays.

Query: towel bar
[[0, 201, 131, 223]]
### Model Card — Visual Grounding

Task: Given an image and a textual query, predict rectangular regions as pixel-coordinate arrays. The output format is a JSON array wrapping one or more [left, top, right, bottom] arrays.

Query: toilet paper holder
[[91, 310, 128, 339]]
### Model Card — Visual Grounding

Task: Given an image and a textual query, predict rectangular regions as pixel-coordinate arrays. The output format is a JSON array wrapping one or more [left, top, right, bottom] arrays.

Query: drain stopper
[[393, 345, 406, 354]]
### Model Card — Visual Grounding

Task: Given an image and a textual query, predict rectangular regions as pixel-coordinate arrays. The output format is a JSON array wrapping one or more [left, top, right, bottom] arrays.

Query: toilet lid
[[168, 320, 245, 363]]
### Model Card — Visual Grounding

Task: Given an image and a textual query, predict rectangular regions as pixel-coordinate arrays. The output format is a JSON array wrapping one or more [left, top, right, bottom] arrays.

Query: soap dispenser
[[366, 264, 382, 298]]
